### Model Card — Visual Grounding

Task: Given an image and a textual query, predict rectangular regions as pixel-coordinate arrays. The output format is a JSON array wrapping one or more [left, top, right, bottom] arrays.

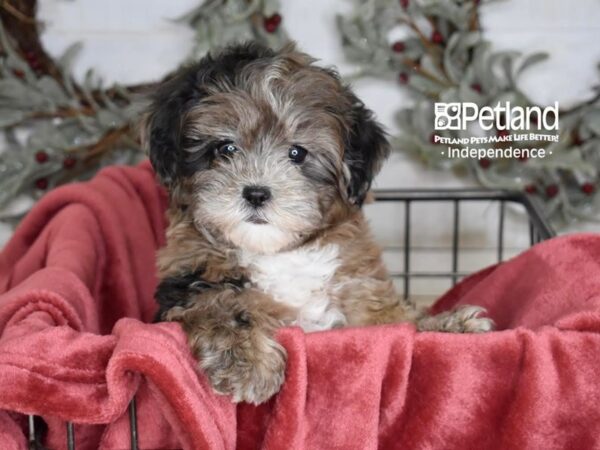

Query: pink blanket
[[1, 162, 599, 449]]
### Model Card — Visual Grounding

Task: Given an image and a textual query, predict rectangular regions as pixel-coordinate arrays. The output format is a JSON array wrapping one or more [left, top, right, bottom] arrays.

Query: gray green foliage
[[180, 0, 286, 60], [0, 0, 286, 224], [0, 24, 141, 222], [337, 0, 600, 225], [1, 0, 598, 227]]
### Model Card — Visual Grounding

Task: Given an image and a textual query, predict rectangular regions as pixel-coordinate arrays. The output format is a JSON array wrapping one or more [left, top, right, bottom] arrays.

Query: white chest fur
[[238, 243, 347, 332]]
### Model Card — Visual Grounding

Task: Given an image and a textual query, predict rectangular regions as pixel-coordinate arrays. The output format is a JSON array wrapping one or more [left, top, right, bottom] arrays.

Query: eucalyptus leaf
[[0, 79, 49, 110], [0, 110, 25, 127], [36, 76, 70, 105], [57, 42, 83, 74], [96, 109, 124, 129], [582, 109, 600, 136], [486, 50, 520, 89], [517, 52, 549, 75], [443, 34, 464, 84]]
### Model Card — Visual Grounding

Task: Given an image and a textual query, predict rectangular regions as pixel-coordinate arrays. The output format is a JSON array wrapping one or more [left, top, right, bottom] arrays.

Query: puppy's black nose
[[242, 186, 271, 207]]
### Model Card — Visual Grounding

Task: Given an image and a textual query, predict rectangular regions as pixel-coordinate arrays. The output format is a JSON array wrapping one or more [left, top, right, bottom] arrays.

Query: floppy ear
[[343, 94, 390, 206], [142, 66, 204, 186]]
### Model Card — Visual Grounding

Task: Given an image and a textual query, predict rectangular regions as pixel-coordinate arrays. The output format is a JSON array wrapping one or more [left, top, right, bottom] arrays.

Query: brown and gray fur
[[144, 42, 493, 404]]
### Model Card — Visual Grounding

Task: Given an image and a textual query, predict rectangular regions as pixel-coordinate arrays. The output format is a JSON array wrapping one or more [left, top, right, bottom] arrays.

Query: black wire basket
[[372, 188, 555, 300]]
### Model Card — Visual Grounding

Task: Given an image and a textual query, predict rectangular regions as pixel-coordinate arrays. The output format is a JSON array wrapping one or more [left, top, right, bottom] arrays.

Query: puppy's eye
[[217, 142, 239, 156], [289, 145, 308, 164]]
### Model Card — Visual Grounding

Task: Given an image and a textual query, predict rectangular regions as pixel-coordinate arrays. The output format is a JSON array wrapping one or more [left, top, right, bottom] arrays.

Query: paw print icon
[[434, 103, 461, 130]]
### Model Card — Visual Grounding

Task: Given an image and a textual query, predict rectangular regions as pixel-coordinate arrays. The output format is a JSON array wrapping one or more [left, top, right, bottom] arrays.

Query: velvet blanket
[[0, 162, 599, 449]]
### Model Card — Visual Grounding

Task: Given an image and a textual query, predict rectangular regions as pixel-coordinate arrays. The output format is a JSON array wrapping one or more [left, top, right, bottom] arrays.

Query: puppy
[[144, 42, 493, 404]]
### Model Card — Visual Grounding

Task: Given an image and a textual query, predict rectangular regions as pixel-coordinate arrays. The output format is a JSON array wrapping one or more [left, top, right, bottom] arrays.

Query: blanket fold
[[0, 162, 599, 449]]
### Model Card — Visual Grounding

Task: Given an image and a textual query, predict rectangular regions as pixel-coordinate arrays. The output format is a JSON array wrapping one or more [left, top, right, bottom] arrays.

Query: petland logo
[[434, 102, 559, 132]]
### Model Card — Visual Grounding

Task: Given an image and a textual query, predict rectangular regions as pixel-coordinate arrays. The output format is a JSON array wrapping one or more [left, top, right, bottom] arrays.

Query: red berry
[[400, 0, 409, 8], [398, 72, 409, 84], [525, 184, 537, 194], [24, 50, 36, 62], [471, 83, 482, 93], [479, 158, 491, 169], [63, 156, 77, 169], [431, 31, 444, 44], [264, 20, 277, 33], [35, 178, 48, 190], [263, 14, 282, 33], [545, 184, 559, 198], [497, 129, 510, 138], [571, 132, 584, 146], [270, 13, 282, 26], [23, 51, 41, 70], [582, 183, 595, 195], [35, 150, 48, 163], [12, 69, 25, 79], [392, 41, 405, 53]]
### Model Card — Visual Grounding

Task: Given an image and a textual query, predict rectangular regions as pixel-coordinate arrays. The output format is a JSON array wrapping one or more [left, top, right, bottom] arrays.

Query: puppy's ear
[[342, 92, 390, 206], [142, 67, 203, 186]]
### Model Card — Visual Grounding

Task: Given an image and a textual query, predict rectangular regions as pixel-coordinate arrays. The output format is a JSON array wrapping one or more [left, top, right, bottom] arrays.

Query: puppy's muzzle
[[243, 186, 271, 208]]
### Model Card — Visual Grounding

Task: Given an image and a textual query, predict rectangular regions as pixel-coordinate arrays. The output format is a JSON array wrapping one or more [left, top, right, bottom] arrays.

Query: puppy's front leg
[[415, 305, 494, 333], [339, 278, 493, 333], [164, 286, 294, 404]]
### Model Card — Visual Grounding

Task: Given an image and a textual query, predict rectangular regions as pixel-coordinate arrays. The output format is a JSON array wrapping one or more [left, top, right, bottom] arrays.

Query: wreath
[[338, 0, 600, 224]]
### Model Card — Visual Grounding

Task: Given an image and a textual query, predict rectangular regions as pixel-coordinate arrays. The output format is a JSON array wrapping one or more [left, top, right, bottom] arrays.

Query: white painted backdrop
[[5, 0, 600, 295]]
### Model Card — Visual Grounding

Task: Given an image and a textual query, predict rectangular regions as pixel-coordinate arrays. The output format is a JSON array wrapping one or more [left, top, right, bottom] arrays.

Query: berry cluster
[[263, 13, 282, 34]]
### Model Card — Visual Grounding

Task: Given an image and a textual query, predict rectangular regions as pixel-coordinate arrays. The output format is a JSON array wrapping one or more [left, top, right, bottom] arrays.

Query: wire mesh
[[373, 188, 555, 299]]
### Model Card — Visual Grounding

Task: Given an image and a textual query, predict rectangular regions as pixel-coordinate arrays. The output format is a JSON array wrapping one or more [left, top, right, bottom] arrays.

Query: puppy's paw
[[178, 305, 286, 404], [417, 305, 494, 333], [166, 288, 290, 404], [200, 328, 287, 404]]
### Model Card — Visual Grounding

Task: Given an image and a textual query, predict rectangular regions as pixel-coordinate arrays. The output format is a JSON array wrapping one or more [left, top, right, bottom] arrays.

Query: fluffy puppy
[[144, 42, 493, 404]]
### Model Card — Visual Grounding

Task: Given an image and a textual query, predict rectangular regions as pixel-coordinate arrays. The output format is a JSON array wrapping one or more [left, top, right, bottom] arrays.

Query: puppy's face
[[144, 43, 389, 254]]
